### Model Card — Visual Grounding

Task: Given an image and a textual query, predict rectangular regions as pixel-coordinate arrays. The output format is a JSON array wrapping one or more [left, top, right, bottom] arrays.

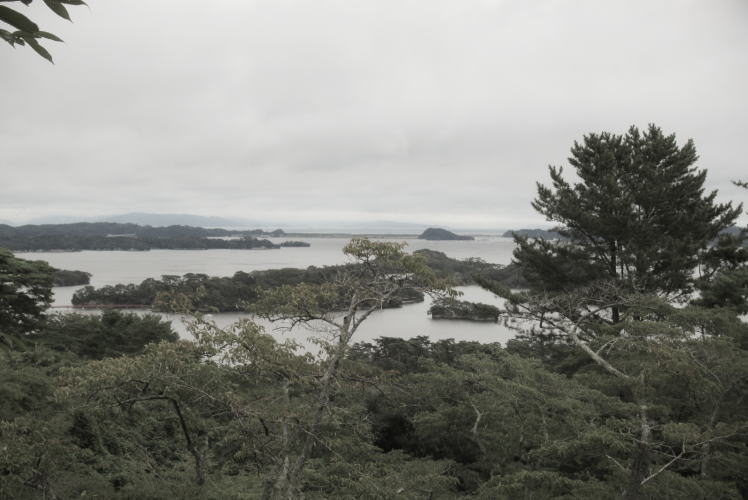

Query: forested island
[[71, 249, 523, 312], [418, 227, 475, 240], [52, 268, 91, 286], [0, 222, 309, 251], [428, 297, 500, 321]]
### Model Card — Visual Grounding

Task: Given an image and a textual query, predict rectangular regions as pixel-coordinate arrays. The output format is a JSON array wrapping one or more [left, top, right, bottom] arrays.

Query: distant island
[[0, 222, 310, 252], [25, 212, 254, 227], [418, 227, 474, 241], [71, 249, 524, 312], [52, 269, 91, 286], [428, 298, 499, 322], [502, 228, 565, 239]]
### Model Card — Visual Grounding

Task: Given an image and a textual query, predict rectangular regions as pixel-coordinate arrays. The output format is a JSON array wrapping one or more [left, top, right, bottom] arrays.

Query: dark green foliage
[[0, 0, 86, 63], [0, 248, 54, 344], [414, 248, 527, 286], [514, 124, 743, 300], [2, 326, 746, 498], [278, 240, 311, 247], [71, 251, 520, 312], [349, 336, 497, 373], [693, 266, 748, 314], [429, 297, 500, 321], [0, 222, 298, 251], [27, 310, 178, 359], [2, 228, 747, 498], [502, 228, 566, 239], [51, 268, 91, 286]]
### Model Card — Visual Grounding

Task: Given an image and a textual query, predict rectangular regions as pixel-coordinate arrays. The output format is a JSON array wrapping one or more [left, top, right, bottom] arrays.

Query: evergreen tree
[[514, 124, 743, 320], [0, 248, 54, 349]]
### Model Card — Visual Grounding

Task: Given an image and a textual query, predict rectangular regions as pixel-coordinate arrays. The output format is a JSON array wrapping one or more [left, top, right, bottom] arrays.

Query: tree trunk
[[264, 317, 353, 500], [700, 404, 721, 477], [610, 241, 620, 323], [170, 398, 205, 486], [623, 406, 651, 500]]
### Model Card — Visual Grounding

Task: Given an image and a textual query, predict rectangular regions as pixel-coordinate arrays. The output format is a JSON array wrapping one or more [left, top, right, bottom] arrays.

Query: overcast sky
[[1, 0, 747, 229]]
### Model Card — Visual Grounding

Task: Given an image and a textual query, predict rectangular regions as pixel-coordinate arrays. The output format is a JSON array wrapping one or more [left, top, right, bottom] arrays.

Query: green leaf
[[0, 27, 16, 45], [59, 0, 87, 5], [37, 31, 63, 42], [42, 0, 70, 21], [21, 34, 54, 63], [0, 5, 40, 33]]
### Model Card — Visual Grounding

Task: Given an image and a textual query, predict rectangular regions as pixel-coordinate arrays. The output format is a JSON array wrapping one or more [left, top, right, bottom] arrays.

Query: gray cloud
[[1, 0, 746, 227]]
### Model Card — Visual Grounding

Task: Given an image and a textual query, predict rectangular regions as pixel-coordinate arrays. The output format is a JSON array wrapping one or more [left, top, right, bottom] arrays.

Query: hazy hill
[[0, 222, 310, 251], [418, 228, 474, 240], [27, 212, 252, 228]]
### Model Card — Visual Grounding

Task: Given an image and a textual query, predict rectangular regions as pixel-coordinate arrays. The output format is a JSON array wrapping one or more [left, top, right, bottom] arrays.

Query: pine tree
[[513, 124, 743, 320]]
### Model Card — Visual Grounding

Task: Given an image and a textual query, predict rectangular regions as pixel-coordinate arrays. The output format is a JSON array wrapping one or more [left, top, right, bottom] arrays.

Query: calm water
[[20, 236, 518, 346]]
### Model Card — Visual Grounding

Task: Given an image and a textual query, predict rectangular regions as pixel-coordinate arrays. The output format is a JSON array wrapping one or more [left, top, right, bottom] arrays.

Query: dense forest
[[0, 223, 308, 251], [2, 126, 747, 499]]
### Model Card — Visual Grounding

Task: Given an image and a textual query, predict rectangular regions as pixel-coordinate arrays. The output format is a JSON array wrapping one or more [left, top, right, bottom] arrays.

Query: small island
[[52, 269, 92, 286], [418, 227, 474, 241], [279, 240, 311, 247], [428, 298, 499, 322]]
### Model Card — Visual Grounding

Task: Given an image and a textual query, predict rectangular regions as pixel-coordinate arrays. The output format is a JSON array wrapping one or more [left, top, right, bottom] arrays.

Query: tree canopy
[[0, 248, 54, 347], [513, 124, 743, 308]]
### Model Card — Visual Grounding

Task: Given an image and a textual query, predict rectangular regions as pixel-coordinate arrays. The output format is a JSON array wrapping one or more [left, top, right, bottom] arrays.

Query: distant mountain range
[[8, 213, 579, 235], [26, 213, 254, 228], [16, 213, 445, 233]]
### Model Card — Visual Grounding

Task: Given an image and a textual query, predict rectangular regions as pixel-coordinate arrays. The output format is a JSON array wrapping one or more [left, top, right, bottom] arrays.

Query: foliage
[[2, 226, 747, 499], [513, 124, 743, 304], [51, 268, 91, 286], [0, 222, 296, 251], [414, 248, 527, 287], [71, 248, 514, 312], [28, 310, 178, 359], [429, 297, 500, 321], [0, 0, 87, 63], [0, 248, 54, 348]]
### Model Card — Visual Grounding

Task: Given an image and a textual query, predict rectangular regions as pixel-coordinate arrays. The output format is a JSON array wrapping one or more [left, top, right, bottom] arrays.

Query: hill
[[27, 212, 252, 228], [417, 228, 474, 241], [0, 223, 309, 251]]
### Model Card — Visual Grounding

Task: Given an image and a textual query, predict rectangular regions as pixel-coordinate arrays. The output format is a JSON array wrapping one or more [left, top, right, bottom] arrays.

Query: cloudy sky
[[1, 0, 747, 229]]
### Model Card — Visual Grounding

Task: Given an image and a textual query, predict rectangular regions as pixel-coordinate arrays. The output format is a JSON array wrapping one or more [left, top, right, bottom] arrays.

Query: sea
[[17, 236, 519, 350]]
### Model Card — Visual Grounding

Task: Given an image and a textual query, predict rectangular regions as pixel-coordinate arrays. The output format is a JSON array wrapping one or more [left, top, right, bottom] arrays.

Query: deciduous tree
[[251, 238, 454, 499]]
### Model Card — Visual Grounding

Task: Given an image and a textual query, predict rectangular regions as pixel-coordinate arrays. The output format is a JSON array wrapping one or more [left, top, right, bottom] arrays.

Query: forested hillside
[[0, 223, 307, 251]]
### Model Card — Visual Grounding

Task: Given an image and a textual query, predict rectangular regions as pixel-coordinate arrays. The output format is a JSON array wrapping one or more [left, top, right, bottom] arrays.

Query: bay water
[[18, 236, 519, 347]]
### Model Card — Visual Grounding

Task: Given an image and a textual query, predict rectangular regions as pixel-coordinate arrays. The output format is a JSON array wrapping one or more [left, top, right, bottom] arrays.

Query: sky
[[1, 0, 747, 230]]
